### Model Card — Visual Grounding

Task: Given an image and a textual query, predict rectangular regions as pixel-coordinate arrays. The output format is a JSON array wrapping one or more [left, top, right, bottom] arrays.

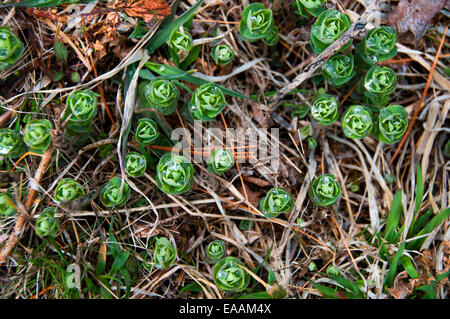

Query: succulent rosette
[[100, 177, 131, 208], [363, 65, 397, 108], [153, 236, 177, 269], [356, 26, 397, 65], [340, 105, 373, 139], [125, 152, 147, 177], [138, 79, 179, 115], [262, 26, 279, 46], [371, 104, 408, 144], [135, 118, 159, 145], [296, 0, 326, 17], [0, 26, 24, 70], [308, 174, 341, 207], [214, 257, 250, 292], [155, 153, 194, 194], [23, 119, 53, 154], [189, 83, 226, 121], [36, 207, 60, 237], [206, 240, 225, 263], [54, 178, 86, 203], [0, 128, 26, 158], [239, 3, 275, 42], [206, 149, 235, 175], [0, 193, 17, 217], [210, 44, 235, 65], [63, 90, 99, 132], [260, 187, 294, 218], [168, 28, 193, 52], [311, 93, 339, 125], [310, 9, 352, 54], [322, 53, 355, 87]]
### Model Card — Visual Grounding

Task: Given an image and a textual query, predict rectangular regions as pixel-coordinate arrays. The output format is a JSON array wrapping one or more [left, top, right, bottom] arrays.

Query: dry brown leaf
[[388, 271, 414, 299], [250, 101, 273, 128], [116, 0, 171, 23], [388, 0, 449, 41]]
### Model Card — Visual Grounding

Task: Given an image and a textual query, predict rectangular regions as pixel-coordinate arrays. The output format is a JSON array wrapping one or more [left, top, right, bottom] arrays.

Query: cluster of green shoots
[[290, 5, 407, 146]]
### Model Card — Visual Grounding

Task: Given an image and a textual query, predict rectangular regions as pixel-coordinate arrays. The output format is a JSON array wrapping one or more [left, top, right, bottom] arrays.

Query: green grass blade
[[384, 190, 403, 243], [144, 62, 250, 100], [328, 275, 365, 298], [415, 163, 424, 214], [399, 255, 418, 278], [407, 207, 450, 250], [385, 242, 405, 288], [145, 0, 205, 55]]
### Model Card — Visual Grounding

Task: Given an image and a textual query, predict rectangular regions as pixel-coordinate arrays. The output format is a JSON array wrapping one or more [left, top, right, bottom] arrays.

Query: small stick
[[0, 146, 54, 263], [269, 0, 382, 109]]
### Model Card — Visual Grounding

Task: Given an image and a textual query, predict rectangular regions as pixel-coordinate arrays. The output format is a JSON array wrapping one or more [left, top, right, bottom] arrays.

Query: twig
[[268, 0, 382, 108], [0, 146, 54, 264]]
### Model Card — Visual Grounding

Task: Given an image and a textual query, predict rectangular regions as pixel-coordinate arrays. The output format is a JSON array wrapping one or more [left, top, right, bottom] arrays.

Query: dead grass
[[0, 0, 448, 299]]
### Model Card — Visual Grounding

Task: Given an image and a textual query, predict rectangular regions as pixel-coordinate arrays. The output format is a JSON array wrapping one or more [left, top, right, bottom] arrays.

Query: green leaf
[[311, 281, 339, 299], [407, 207, 450, 251], [110, 250, 130, 275], [144, 62, 250, 100], [54, 41, 68, 63], [236, 291, 272, 299], [384, 190, 402, 243], [328, 275, 365, 298], [145, 0, 205, 55], [53, 71, 64, 82], [180, 282, 203, 294], [400, 256, 418, 279], [415, 163, 424, 214], [385, 242, 405, 287]]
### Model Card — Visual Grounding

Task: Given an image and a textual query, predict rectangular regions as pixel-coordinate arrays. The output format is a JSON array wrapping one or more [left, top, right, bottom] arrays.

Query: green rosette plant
[[322, 53, 355, 87], [308, 174, 341, 206], [210, 44, 235, 65], [54, 178, 85, 203], [63, 90, 99, 131], [214, 257, 250, 292], [0, 128, 26, 158], [206, 240, 225, 263], [155, 153, 194, 195], [362, 65, 397, 108], [371, 104, 408, 144], [125, 152, 147, 177], [100, 177, 131, 208], [206, 149, 235, 175], [307, 136, 318, 149], [262, 26, 279, 46], [310, 9, 351, 54], [23, 119, 53, 154], [168, 28, 193, 52], [0, 193, 17, 217], [356, 26, 397, 65], [36, 207, 60, 237], [138, 79, 179, 115], [63, 90, 99, 144], [340, 105, 373, 139], [0, 26, 24, 70], [260, 187, 294, 218], [239, 3, 275, 42], [296, 0, 326, 17], [188, 83, 226, 121], [153, 236, 177, 269], [135, 118, 159, 145], [311, 93, 339, 125]]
